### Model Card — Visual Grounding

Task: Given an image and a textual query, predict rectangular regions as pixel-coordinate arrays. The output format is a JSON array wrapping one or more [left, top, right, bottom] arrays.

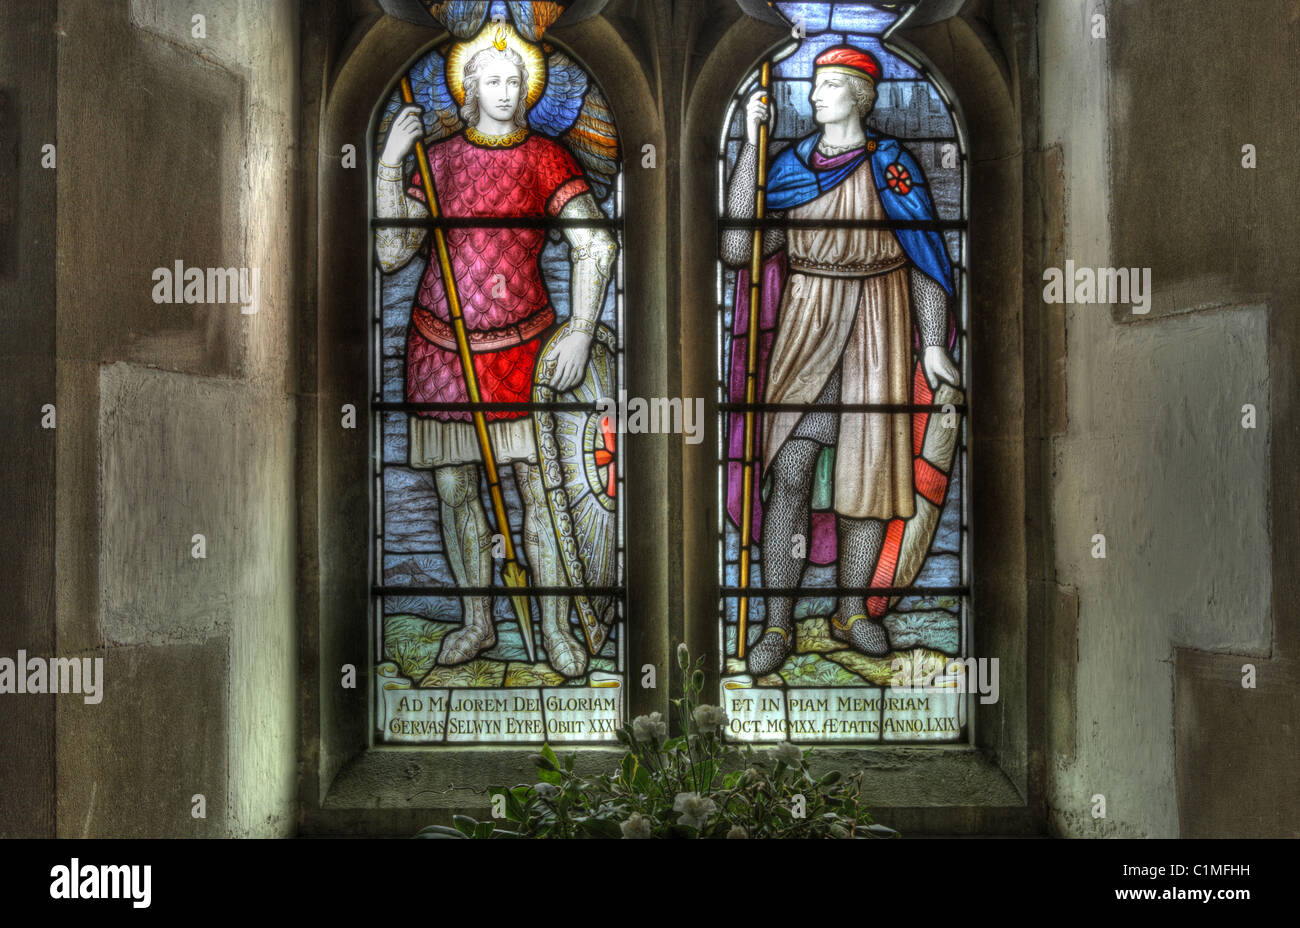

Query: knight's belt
[[412, 305, 554, 352], [788, 255, 907, 278]]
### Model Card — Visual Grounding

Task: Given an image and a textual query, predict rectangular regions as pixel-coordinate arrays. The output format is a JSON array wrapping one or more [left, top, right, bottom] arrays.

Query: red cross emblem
[[885, 162, 913, 195], [595, 416, 617, 498]]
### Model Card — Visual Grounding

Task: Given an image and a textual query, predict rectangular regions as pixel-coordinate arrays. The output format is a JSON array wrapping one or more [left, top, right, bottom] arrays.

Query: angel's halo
[[445, 23, 547, 110]]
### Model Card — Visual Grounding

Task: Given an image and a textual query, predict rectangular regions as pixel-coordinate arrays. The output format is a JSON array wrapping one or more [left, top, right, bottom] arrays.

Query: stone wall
[[0, 0, 299, 837], [1040, 0, 1297, 837]]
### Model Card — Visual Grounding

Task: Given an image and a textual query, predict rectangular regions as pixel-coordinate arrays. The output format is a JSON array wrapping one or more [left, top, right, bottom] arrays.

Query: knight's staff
[[400, 76, 536, 662], [736, 60, 772, 660]]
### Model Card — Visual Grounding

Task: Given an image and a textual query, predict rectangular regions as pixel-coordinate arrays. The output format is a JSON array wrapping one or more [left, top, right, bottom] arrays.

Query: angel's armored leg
[[514, 461, 587, 678], [433, 463, 496, 664]]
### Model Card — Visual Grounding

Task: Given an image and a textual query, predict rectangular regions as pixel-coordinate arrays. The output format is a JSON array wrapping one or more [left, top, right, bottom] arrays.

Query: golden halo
[[445, 23, 546, 109]]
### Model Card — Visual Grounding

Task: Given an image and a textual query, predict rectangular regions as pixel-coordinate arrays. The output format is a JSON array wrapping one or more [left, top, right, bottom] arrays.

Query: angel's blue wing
[[376, 49, 463, 160], [560, 81, 620, 202], [426, 1, 490, 38], [508, 1, 564, 41], [410, 49, 462, 140], [528, 49, 588, 137]]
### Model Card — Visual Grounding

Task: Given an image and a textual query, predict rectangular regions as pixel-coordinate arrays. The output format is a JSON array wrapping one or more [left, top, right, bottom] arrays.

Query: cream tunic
[[762, 157, 915, 520]]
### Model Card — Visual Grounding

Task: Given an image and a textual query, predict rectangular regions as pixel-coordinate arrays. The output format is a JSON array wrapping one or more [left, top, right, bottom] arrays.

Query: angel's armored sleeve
[[375, 158, 430, 272]]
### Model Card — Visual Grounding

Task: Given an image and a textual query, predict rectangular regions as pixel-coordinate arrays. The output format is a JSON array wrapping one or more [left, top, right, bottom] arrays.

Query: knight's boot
[[835, 516, 890, 657], [831, 611, 890, 657], [433, 463, 497, 665], [746, 619, 793, 677]]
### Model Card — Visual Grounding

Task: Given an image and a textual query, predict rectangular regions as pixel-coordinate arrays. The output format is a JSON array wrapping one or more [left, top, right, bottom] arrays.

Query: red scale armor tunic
[[405, 129, 591, 423]]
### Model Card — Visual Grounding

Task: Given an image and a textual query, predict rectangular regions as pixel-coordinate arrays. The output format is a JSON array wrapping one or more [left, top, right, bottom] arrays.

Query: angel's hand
[[381, 105, 424, 165], [542, 331, 593, 393]]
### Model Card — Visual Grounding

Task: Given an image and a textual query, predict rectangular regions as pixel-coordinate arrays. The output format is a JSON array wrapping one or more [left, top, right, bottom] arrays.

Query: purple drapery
[[725, 252, 840, 565]]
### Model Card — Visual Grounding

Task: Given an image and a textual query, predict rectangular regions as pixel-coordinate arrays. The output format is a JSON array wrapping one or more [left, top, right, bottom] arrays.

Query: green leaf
[[499, 788, 525, 823], [414, 824, 468, 839], [564, 751, 575, 773], [723, 771, 742, 790], [857, 823, 901, 838], [452, 815, 477, 838], [578, 817, 624, 839], [473, 821, 497, 839], [541, 743, 561, 770]]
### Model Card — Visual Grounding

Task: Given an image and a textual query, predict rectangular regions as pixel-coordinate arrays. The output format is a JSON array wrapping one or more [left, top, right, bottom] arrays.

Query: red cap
[[814, 45, 882, 84]]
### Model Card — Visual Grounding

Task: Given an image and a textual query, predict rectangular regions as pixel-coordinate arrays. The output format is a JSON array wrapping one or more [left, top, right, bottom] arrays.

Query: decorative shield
[[865, 361, 964, 625], [533, 321, 619, 655]]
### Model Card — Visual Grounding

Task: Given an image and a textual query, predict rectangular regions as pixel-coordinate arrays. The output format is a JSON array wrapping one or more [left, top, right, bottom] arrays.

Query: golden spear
[[400, 76, 536, 662], [736, 60, 772, 660]]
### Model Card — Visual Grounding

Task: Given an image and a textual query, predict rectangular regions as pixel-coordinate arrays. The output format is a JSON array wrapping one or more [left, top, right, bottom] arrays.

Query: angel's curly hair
[[461, 46, 530, 129]]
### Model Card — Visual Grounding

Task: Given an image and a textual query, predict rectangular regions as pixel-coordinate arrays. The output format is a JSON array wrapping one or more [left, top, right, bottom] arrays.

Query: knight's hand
[[544, 330, 592, 392], [922, 345, 960, 391], [745, 89, 772, 147], [381, 104, 424, 166]]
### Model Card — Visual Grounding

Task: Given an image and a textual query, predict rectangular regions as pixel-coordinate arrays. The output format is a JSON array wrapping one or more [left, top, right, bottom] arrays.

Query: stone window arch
[[677, 0, 1042, 832], [302, 0, 668, 832]]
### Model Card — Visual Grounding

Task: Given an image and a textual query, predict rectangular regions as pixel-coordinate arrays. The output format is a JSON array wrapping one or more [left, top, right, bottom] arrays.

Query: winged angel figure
[[374, 1, 619, 678]]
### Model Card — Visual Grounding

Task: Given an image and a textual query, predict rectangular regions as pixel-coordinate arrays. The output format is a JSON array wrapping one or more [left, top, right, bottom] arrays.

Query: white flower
[[726, 824, 749, 839], [677, 641, 690, 670], [620, 812, 652, 839], [632, 711, 667, 744], [673, 792, 718, 829], [693, 703, 729, 733], [774, 741, 802, 767]]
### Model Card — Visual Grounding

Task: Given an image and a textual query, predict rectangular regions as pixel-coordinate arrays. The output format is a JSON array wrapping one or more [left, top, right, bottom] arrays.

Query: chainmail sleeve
[[910, 268, 949, 349], [721, 143, 786, 268]]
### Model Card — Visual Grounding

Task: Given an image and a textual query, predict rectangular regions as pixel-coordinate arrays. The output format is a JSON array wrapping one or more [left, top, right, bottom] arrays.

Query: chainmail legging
[[760, 416, 888, 633], [761, 437, 821, 634]]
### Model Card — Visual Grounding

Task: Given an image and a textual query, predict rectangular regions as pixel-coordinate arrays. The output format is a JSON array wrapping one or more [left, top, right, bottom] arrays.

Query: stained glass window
[[717, 2, 969, 742], [371, 1, 625, 744]]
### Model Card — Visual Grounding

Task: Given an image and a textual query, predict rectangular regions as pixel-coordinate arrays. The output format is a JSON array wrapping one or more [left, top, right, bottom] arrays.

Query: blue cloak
[[764, 130, 954, 296]]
